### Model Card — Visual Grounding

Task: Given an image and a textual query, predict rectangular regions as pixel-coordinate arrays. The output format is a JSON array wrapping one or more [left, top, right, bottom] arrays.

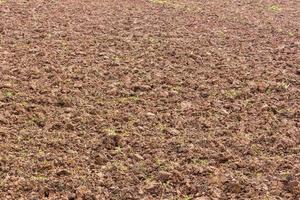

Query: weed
[[105, 128, 117, 136], [32, 175, 48, 181], [31, 115, 45, 127], [242, 99, 252, 108], [277, 81, 290, 91], [264, 194, 271, 200], [251, 144, 262, 156], [217, 30, 225, 37], [113, 161, 128, 172], [172, 86, 181, 91], [162, 181, 172, 189], [182, 195, 193, 200], [128, 96, 140, 101], [3, 90, 14, 98], [269, 5, 282, 12], [192, 158, 208, 166], [157, 123, 167, 132], [0, 179, 4, 189], [156, 158, 163, 166], [118, 95, 140, 103], [115, 146, 123, 153], [288, 31, 294, 36], [148, 37, 160, 44], [225, 89, 239, 99], [96, 98, 106, 105], [150, 0, 168, 4]]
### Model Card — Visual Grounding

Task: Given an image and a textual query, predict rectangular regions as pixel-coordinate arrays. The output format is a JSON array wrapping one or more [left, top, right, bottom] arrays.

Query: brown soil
[[0, 0, 299, 199]]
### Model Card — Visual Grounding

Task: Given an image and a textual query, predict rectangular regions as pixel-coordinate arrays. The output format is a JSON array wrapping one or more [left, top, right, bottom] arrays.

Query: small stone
[[0, 83, 12, 89], [160, 91, 169, 97], [65, 108, 73, 113], [66, 149, 77, 154], [195, 196, 210, 200], [169, 90, 179, 96], [94, 155, 108, 165], [83, 193, 96, 200], [145, 112, 156, 118], [145, 181, 159, 192], [107, 87, 118, 95], [29, 194, 39, 200], [181, 101, 192, 110], [283, 175, 300, 195], [65, 123, 74, 131], [158, 171, 172, 182], [56, 169, 71, 176], [261, 104, 269, 110], [257, 82, 268, 92], [200, 92, 209, 98], [132, 84, 151, 92], [67, 193, 76, 200], [0, 116, 7, 124], [102, 134, 122, 150], [226, 182, 242, 193], [296, 69, 300, 75], [76, 186, 90, 198], [74, 83, 83, 88], [164, 128, 180, 135], [43, 188, 50, 198], [96, 172, 104, 178], [134, 153, 144, 160]]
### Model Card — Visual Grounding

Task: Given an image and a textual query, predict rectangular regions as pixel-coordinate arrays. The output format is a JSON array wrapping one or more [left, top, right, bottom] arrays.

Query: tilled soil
[[0, 0, 299, 199]]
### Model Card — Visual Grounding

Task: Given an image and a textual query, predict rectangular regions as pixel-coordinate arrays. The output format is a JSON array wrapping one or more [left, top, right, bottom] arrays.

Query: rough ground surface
[[0, 0, 299, 199]]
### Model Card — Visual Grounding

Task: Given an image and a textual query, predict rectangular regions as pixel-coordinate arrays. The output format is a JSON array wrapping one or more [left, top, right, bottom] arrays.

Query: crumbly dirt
[[0, 0, 299, 199]]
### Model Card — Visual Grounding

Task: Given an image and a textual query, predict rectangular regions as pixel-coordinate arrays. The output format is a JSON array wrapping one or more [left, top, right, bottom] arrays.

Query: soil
[[0, 0, 299, 199]]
